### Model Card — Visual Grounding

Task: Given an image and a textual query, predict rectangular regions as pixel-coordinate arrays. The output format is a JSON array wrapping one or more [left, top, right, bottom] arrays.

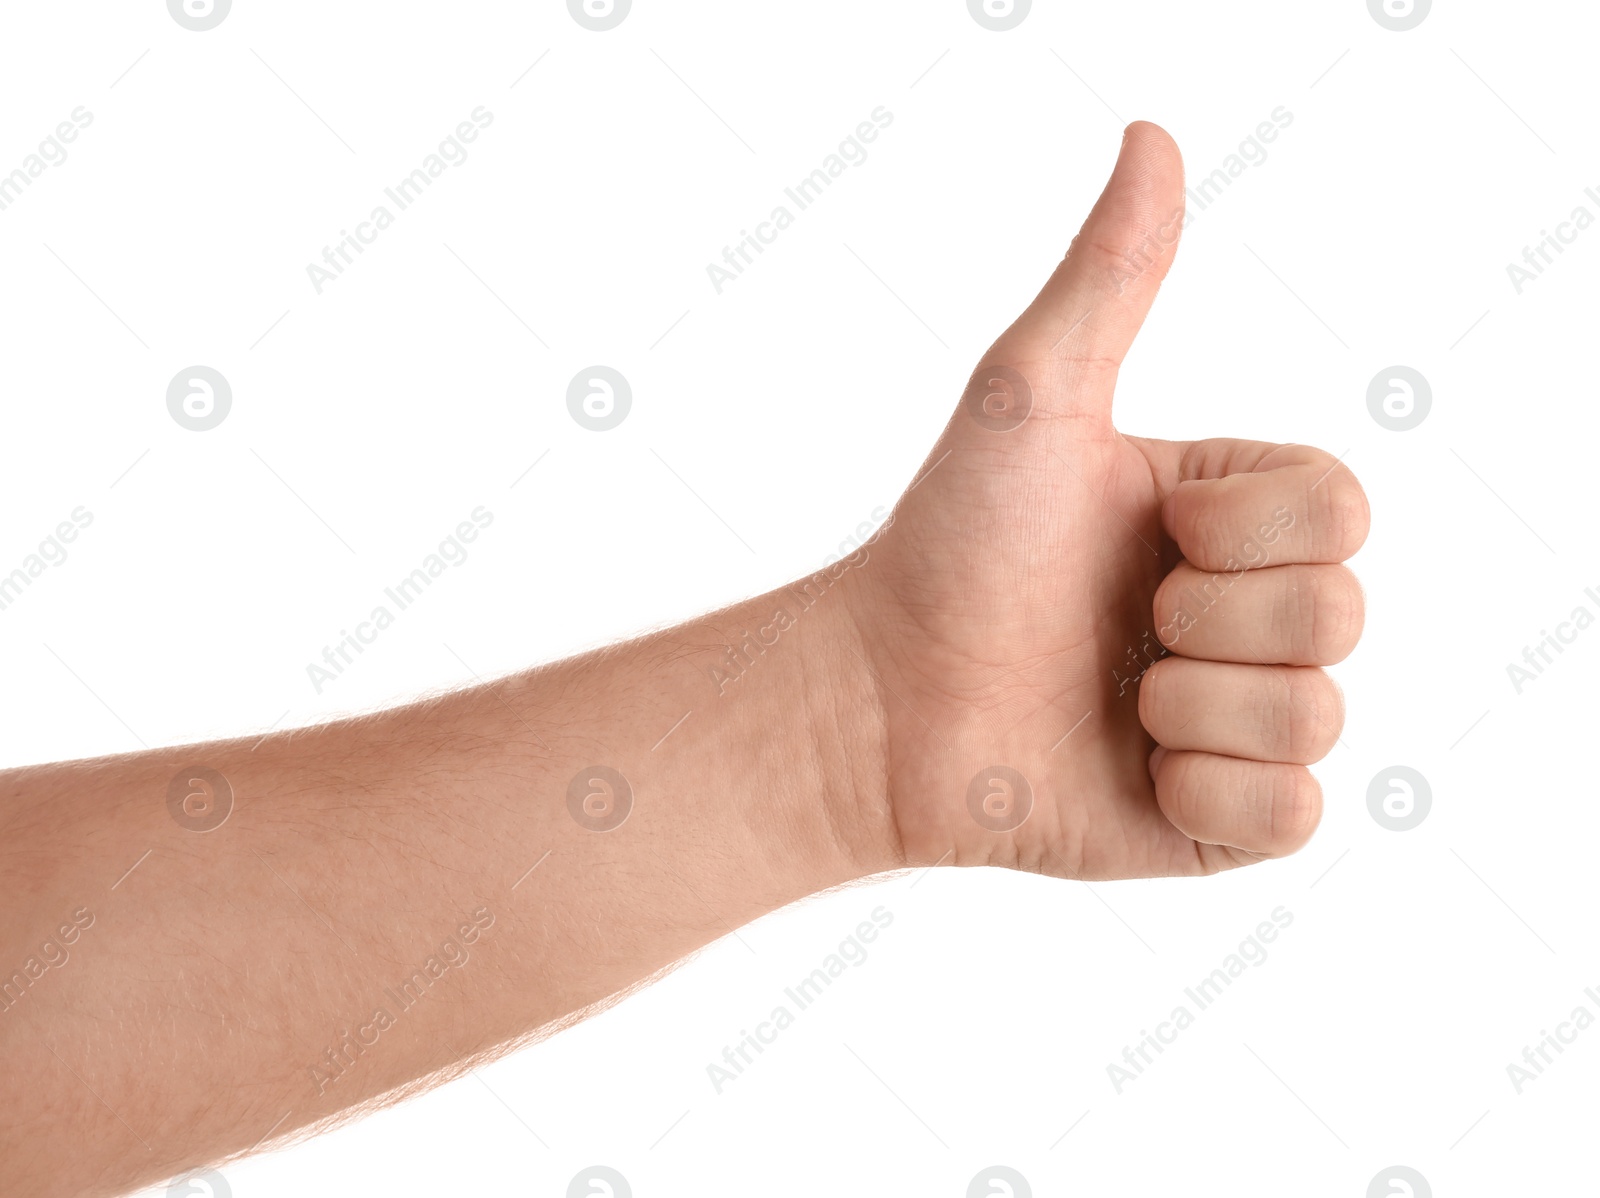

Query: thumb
[[978, 121, 1185, 421]]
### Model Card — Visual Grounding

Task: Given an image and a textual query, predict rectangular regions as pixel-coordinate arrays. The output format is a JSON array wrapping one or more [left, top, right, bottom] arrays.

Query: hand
[[0, 119, 1369, 1197], [844, 122, 1370, 879]]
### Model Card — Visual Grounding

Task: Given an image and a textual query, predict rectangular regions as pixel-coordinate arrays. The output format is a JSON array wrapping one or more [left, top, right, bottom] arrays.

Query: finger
[[1160, 444, 1370, 572], [1152, 749, 1322, 859], [1138, 657, 1344, 765], [1153, 561, 1365, 666], [977, 121, 1186, 427]]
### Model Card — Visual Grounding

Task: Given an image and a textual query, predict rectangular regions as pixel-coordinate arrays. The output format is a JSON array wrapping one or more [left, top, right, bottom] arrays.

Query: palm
[[844, 124, 1314, 880], [852, 364, 1213, 879]]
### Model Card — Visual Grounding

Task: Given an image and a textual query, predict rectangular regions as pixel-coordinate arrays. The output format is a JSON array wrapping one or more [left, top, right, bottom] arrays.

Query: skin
[[0, 122, 1367, 1196]]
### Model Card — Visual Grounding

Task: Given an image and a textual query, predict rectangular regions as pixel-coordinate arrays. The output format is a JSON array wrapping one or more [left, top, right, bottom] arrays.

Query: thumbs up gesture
[[846, 122, 1370, 879]]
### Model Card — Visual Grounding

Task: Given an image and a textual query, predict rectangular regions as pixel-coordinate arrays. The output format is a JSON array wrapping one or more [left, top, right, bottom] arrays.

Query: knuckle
[[1152, 570, 1197, 648], [1167, 749, 1213, 829], [1252, 679, 1293, 760], [1137, 656, 1174, 733], [1310, 473, 1372, 561], [1308, 568, 1364, 664], [1275, 570, 1315, 657], [1071, 231, 1134, 274], [1175, 485, 1232, 568], [1266, 765, 1322, 853], [1283, 669, 1341, 763]]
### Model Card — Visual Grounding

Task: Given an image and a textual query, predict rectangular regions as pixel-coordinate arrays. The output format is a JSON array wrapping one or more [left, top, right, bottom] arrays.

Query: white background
[[1, 1, 1594, 1194]]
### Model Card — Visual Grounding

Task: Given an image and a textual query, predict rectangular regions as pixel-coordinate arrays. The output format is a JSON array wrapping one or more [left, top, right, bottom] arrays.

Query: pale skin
[[0, 123, 1367, 1195]]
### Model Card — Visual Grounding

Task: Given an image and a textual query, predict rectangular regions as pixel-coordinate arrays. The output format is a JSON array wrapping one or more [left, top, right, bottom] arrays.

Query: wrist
[[695, 569, 899, 889], [784, 566, 902, 882]]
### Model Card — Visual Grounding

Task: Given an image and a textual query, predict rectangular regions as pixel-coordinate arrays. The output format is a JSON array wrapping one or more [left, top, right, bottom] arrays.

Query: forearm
[[1, 120, 1371, 1195], [0, 577, 896, 1195]]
